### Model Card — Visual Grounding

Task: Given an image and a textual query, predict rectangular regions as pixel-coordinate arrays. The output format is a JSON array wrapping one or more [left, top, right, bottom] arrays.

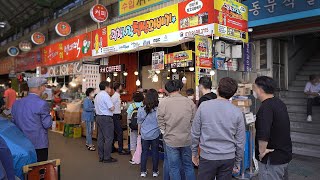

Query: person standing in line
[[11, 77, 52, 162], [253, 76, 292, 180], [304, 74, 320, 122], [94, 81, 117, 163], [192, 77, 246, 180], [127, 92, 144, 164], [197, 76, 217, 107], [111, 83, 129, 155], [138, 89, 161, 178], [82, 88, 96, 151], [157, 79, 196, 180], [3, 82, 16, 111]]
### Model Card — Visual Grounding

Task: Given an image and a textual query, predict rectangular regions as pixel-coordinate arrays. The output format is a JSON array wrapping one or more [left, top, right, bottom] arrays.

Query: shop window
[[259, 39, 267, 69], [272, 39, 287, 90]]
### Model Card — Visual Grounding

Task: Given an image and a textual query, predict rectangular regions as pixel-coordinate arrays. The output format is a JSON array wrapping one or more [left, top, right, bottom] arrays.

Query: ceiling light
[[0, 22, 6, 28], [136, 79, 141, 86], [123, 71, 128, 76], [171, 68, 177, 73], [210, 70, 215, 76], [134, 71, 139, 76], [248, 28, 253, 33], [82, 78, 86, 82], [155, 70, 161, 74], [182, 76, 187, 84], [152, 74, 158, 82], [113, 72, 118, 76], [53, 79, 59, 86], [107, 77, 111, 82], [61, 84, 68, 92], [189, 67, 194, 71]]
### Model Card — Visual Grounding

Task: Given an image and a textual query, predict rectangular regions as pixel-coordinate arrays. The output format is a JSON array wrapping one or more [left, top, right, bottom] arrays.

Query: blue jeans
[[165, 144, 195, 180], [163, 143, 186, 180], [141, 136, 160, 172], [85, 121, 94, 145]]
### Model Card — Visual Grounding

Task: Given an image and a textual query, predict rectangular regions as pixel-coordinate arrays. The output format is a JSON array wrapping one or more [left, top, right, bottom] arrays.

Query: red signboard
[[15, 49, 42, 72], [42, 42, 64, 66], [178, 0, 214, 30], [31, 32, 45, 45], [55, 21, 71, 36], [90, 4, 108, 23], [63, 32, 92, 62], [0, 57, 15, 75], [91, 27, 108, 56]]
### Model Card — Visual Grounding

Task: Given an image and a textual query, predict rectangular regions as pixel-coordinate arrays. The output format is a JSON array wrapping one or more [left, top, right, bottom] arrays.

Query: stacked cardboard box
[[235, 83, 252, 96]]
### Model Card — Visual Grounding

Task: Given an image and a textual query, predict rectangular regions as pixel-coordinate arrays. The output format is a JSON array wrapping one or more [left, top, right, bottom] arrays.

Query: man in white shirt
[[111, 83, 129, 155], [94, 81, 117, 163], [304, 75, 320, 122]]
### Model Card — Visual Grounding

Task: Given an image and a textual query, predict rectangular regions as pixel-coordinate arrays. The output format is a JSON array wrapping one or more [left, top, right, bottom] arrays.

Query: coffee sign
[[31, 32, 45, 45], [99, 64, 125, 73], [90, 4, 108, 23], [55, 21, 71, 36]]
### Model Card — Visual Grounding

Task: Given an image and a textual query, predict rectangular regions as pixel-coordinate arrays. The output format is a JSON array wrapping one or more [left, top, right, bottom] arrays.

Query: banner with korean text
[[213, 0, 248, 43], [15, 49, 42, 72], [109, 3, 179, 46], [119, 0, 169, 16]]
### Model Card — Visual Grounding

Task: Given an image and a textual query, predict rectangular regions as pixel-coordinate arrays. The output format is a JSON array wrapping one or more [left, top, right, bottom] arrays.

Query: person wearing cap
[[11, 77, 53, 162]]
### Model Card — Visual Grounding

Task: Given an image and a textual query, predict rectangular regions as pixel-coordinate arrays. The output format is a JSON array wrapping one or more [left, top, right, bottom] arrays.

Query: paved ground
[[49, 131, 320, 180]]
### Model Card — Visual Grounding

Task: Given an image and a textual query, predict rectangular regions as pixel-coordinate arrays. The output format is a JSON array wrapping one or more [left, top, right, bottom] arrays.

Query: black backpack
[[129, 103, 139, 130]]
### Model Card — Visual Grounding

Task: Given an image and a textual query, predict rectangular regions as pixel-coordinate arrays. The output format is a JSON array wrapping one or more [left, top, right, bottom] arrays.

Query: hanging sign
[[195, 35, 212, 69], [178, 0, 214, 30], [55, 21, 71, 36], [16, 50, 42, 72], [7, 46, 19, 56], [152, 51, 165, 70], [0, 57, 15, 75], [92, 27, 108, 56], [195, 35, 212, 88], [244, 43, 252, 72], [31, 32, 45, 45], [99, 64, 125, 73], [90, 4, 108, 23], [108, 3, 179, 46], [19, 41, 32, 52], [214, 0, 248, 43], [63, 32, 92, 62], [119, 0, 169, 16], [165, 50, 193, 68], [42, 42, 64, 66]]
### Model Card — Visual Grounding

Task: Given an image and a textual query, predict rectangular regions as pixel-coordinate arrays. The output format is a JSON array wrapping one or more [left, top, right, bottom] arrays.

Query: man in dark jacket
[[197, 77, 217, 107]]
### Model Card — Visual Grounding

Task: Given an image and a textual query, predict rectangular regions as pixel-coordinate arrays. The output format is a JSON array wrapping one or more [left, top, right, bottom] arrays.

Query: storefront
[[90, 0, 250, 100]]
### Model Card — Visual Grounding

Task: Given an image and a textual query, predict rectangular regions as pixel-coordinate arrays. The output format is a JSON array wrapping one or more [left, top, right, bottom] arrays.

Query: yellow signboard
[[108, 3, 179, 46], [214, 0, 249, 43], [119, 0, 169, 16], [214, 24, 248, 43], [214, 0, 248, 21], [165, 50, 193, 64]]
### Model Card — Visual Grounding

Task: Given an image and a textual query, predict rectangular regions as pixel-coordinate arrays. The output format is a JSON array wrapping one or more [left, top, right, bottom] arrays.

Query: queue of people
[[0, 75, 293, 180]]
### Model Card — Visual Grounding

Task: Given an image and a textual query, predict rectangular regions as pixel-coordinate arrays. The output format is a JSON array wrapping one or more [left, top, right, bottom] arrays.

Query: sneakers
[[140, 172, 147, 177], [129, 159, 138, 165], [153, 171, 159, 177], [307, 115, 312, 122]]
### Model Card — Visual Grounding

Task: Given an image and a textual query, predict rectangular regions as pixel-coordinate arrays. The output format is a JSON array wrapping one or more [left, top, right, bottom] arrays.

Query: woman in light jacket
[[82, 88, 96, 151]]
